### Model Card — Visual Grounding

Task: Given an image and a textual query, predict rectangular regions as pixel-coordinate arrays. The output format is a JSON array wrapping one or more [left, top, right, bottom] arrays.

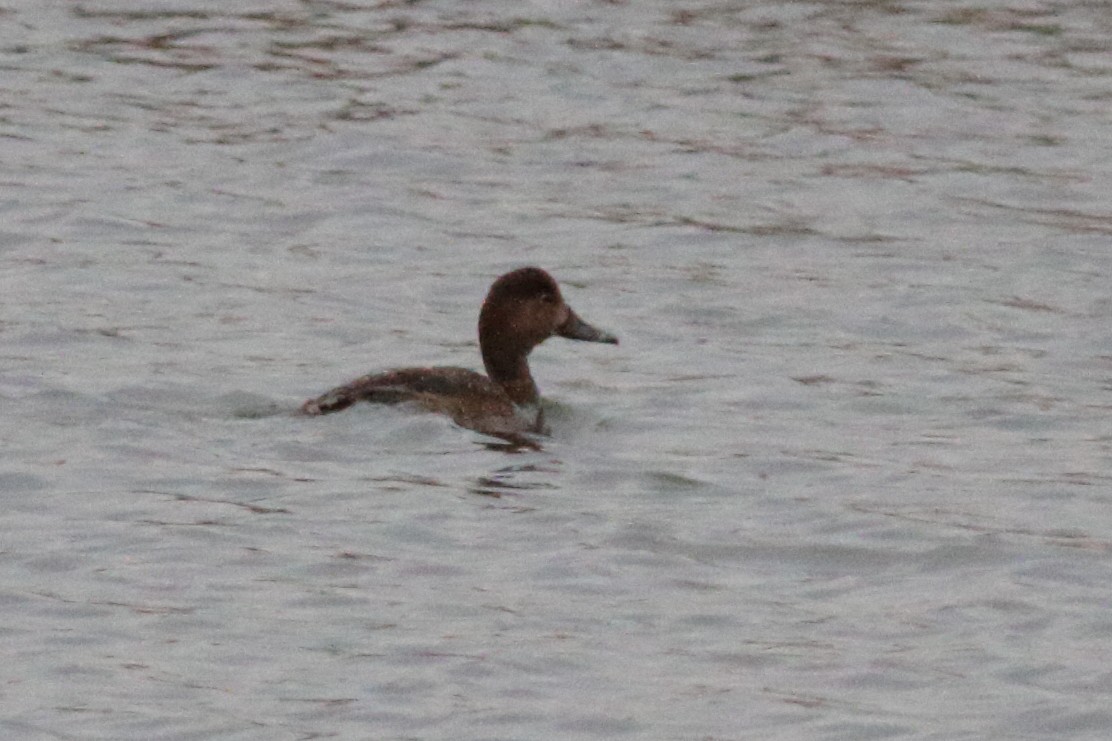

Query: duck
[[301, 267, 618, 446]]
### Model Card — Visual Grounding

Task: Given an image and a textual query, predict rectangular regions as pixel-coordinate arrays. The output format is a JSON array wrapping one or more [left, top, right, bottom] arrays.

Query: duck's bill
[[558, 309, 619, 345]]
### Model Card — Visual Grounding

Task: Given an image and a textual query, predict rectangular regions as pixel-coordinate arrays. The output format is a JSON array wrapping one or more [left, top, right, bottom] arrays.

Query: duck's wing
[[301, 367, 543, 449], [301, 367, 507, 416]]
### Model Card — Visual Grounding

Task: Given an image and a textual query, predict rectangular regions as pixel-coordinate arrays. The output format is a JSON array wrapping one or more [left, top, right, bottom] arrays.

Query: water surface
[[3, 1, 1112, 738]]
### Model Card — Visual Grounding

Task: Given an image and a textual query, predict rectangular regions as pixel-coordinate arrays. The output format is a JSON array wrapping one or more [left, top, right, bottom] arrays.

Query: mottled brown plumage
[[301, 267, 617, 446]]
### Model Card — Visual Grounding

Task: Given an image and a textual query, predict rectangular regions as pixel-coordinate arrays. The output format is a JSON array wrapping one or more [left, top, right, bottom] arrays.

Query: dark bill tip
[[558, 309, 619, 345]]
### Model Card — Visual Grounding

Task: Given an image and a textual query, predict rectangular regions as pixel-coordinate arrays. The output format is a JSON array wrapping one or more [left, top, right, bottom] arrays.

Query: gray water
[[4, 1, 1112, 738]]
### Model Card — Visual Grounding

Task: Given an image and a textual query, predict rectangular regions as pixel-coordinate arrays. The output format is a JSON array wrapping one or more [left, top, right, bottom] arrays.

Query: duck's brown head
[[477, 267, 618, 404]]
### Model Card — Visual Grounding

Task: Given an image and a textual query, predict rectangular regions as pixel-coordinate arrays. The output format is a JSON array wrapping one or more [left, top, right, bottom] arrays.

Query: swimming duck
[[301, 267, 618, 445]]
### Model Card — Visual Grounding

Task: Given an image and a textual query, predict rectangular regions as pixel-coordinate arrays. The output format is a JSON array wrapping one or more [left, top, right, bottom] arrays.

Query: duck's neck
[[482, 347, 539, 406]]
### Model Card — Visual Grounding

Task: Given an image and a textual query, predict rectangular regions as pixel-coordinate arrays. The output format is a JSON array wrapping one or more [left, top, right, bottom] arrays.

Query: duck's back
[[302, 366, 530, 434]]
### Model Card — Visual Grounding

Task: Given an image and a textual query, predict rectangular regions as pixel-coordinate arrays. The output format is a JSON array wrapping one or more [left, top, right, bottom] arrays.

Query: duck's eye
[[540, 293, 557, 304]]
